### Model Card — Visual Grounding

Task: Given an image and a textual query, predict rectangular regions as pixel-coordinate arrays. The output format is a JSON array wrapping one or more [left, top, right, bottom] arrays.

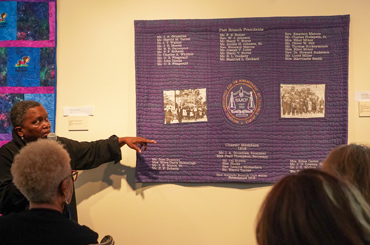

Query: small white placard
[[355, 92, 370, 101], [63, 106, 94, 116], [68, 116, 89, 131], [359, 102, 370, 117]]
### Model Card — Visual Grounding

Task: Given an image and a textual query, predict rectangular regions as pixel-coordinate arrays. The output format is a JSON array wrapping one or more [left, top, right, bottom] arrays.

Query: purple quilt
[[135, 15, 349, 183], [0, 0, 56, 146]]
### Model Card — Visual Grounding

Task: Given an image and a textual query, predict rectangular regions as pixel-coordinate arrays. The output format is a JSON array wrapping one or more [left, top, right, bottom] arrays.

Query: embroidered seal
[[222, 79, 262, 125]]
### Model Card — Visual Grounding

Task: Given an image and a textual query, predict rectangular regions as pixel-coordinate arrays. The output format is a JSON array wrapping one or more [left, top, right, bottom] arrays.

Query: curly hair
[[11, 139, 71, 204], [10, 100, 41, 128]]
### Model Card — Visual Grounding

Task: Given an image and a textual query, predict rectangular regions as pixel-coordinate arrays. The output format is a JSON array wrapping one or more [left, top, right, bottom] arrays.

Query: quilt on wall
[[135, 15, 349, 183], [0, 0, 56, 147]]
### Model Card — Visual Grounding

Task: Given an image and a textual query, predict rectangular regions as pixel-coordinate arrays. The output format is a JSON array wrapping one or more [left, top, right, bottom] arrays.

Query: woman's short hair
[[11, 139, 71, 204], [322, 144, 370, 203], [10, 100, 41, 128], [256, 169, 370, 245]]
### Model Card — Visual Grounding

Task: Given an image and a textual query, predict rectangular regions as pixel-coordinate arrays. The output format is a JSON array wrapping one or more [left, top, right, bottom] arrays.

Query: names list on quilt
[[219, 28, 263, 62], [151, 158, 196, 171], [289, 159, 320, 173], [215, 143, 267, 180], [157, 35, 194, 66], [285, 32, 330, 61]]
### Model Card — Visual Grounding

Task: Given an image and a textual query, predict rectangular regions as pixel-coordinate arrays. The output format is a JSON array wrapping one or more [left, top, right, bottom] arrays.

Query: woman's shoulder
[[64, 220, 99, 243]]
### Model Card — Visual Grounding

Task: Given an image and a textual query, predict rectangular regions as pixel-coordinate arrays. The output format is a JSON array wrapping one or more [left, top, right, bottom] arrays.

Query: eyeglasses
[[70, 170, 78, 182], [62, 170, 78, 183], [58, 170, 78, 188]]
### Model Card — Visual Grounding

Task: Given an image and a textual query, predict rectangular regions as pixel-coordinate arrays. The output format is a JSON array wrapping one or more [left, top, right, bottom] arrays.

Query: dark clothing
[[0, 208, 98, 244], [0, 130, 122, 221]]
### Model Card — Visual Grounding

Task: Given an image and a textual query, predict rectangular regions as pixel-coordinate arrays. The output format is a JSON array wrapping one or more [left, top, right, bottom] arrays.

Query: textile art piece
[[135, 15, 349, 183], [0, 0, 56, 146]]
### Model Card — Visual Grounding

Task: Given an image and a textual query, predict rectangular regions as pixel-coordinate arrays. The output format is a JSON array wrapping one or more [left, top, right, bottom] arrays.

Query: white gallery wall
[[56, 0, 370, 244]]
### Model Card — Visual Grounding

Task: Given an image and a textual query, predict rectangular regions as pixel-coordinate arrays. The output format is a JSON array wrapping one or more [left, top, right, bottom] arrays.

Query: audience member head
[[256, 169, 370, 245], [11, 139, 74, 213], [10, 100, 51, 142], [322, 143, 370, 203]]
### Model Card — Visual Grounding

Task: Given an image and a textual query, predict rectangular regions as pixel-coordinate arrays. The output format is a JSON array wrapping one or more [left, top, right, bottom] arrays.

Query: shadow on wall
[[74, 161, 134, 205], [74, 161, 272, 205]]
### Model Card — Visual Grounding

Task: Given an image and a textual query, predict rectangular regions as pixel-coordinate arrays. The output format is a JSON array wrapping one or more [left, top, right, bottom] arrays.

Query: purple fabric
[[0, 86, 54, 94], [0, 134, 11, 141], [0, 40, 55, 47], [135, 15, 349, 183], [0, 0, 52, 2]]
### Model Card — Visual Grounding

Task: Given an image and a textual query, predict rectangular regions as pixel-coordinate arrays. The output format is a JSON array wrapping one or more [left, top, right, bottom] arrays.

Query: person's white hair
[[11, 139, 71, 204]]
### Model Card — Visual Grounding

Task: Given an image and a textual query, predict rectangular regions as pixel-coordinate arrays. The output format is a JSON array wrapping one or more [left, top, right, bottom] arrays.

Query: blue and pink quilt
[[0, 0, 56, 146]]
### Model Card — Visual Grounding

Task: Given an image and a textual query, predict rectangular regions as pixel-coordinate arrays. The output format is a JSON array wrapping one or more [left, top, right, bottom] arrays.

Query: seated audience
[[322, 143, 370, 203], [0, 139, 99, 244], [256, 169, 370, 245]]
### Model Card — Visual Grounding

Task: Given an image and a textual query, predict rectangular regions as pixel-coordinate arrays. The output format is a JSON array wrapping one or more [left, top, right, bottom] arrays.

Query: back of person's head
[[10, 100, 41, 128], [11, 139, 71, 204], [256, 169, 370, 245], [322, 143, 370, 203]]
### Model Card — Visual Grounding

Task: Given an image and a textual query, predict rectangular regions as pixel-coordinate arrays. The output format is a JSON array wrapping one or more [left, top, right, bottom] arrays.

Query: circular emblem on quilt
[[222, 79, 262, 125]]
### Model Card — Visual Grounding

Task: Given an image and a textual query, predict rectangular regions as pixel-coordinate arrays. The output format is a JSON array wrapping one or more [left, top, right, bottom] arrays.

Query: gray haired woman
[[0, 139, 99, 244]]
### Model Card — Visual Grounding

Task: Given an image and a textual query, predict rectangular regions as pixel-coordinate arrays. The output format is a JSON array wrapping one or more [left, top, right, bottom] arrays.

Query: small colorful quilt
[[0, 0, 56, 146]]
